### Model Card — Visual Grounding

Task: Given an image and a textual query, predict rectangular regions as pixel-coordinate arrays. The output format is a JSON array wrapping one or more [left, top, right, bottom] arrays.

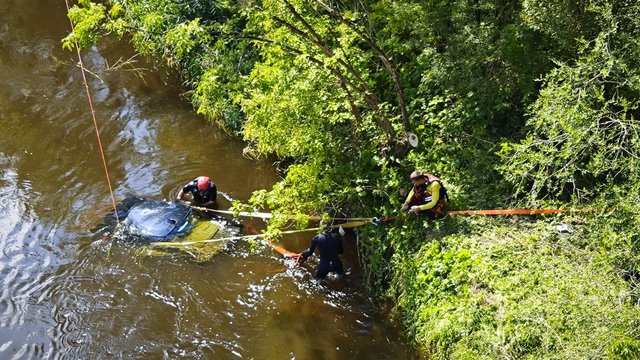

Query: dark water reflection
[[0, 1, 419, 358]]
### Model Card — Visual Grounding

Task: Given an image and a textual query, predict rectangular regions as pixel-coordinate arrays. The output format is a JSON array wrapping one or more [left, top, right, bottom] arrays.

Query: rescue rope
[[148, 219, 368, 253], [183, 202, 596, 259], [191, 206, 592, 225], [446, 208, 594, 215], [64, 0, 119, 223], [149, 227, 322, 249], [157, 207, 594, 257], [190, 206, 374, 222]]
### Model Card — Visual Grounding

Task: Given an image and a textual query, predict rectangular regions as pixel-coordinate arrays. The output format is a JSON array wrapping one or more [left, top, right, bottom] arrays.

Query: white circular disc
[[407, 133, 419, 147]]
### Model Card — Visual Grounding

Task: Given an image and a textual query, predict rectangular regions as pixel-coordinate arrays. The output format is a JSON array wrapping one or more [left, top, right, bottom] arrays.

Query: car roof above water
[[125, 200, 191, 238]]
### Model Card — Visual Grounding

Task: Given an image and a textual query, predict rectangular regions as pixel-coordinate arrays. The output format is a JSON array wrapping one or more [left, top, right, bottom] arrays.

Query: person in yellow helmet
[[401, 170, 448, 219]]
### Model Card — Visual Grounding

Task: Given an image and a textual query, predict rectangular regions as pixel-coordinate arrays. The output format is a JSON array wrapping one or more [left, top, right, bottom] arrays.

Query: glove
[[294, 254, 306, 267]]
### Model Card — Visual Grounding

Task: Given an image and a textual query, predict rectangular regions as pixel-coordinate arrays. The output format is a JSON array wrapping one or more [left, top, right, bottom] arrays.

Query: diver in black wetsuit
[[177, 176, 217, 208], [295, 223, 345, 280]]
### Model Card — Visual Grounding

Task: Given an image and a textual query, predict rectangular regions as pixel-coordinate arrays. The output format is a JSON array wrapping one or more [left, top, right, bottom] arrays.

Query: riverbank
[[360, 210, 640, 357]]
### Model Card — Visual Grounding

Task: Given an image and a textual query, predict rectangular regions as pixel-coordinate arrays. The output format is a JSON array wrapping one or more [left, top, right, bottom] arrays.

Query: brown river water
[[0, 1, 420, 359]]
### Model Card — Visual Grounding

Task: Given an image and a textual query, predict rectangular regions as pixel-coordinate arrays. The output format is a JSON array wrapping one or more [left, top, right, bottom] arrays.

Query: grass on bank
[[363, 215, 640, 359]]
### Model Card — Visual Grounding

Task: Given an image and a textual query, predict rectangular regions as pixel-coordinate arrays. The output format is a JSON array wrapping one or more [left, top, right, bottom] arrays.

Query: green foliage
[[371, 218, 640, 358], [163, 19, 211, 62], [500, 1, 640, 203], [63, 0, 257, 134], [522, 0, 600, 52], [62, 0, 107, 50], [248, 161, 332, 230], [585, 184, 640, 282], [241, 61, 347, 158]]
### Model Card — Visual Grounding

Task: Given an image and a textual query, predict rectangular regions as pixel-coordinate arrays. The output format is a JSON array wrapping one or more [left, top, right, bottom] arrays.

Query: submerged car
[[118, 198, 194, 242], [104, 197, 235, 261]]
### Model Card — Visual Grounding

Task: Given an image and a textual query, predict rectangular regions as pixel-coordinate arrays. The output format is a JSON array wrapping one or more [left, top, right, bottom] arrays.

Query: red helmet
[[196, 176, 211, 190]]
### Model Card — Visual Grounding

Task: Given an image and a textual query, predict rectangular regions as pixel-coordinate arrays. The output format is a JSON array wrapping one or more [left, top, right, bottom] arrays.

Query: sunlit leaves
[[241, 61, 347, 158], [164, 19, 211, 62], [62, 0, 107, 50]]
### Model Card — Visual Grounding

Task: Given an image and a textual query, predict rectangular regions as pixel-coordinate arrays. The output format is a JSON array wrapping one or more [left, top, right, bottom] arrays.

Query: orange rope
[[268, 242, 298, 258], [64, 0, 119, 223], [447, 209, 586, 215], [243, 225, 299, 257]]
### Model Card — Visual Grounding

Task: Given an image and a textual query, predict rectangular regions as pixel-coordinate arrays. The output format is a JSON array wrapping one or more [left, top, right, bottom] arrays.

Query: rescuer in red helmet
[[177, 176, 217, 208]]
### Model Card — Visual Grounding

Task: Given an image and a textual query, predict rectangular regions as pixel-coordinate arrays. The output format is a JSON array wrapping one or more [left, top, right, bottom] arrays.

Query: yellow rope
[[150, 227, 322, 247], [190, 206, 376, 222]]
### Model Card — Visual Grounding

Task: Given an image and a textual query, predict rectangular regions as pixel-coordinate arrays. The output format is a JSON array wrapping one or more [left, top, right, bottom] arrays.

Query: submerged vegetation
[[65, 0, 640, 357]]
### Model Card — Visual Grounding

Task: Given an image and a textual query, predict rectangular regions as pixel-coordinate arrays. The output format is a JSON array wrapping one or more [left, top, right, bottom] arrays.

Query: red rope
[[64, 0, 119, 223]]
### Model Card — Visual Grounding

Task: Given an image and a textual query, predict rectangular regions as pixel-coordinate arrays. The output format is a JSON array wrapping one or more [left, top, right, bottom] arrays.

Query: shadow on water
[[0, 1, 421, 358]]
